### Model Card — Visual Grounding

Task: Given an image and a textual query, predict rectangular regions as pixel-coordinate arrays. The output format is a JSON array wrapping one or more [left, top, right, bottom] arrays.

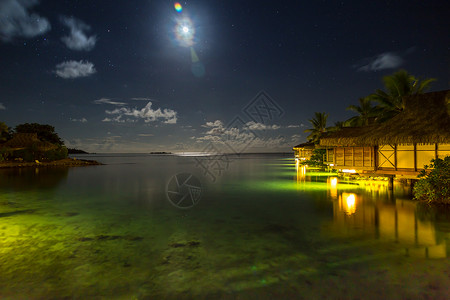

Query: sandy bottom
[[1, 198, 449, 300]]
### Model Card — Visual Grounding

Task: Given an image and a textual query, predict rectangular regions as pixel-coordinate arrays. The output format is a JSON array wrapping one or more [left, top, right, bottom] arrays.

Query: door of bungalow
[[377, 144, 396, 170]]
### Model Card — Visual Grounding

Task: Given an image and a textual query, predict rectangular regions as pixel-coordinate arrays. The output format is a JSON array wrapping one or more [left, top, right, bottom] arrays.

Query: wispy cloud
[[245, 121, 280, 130], [0, 0, 51, 42], [197, 127, 289, 151], [93, 98, 126, 106], [196, 119, 289, 151], [55, 60, 96, 79], [0, 103, 5, 110], [103, 102, 177, 124], [287, 124, 300, 128], [356, 52, 403, 72], [60, 16, 96, 51], [291, 134, 302, 143], [70, 117, 87, 123], [138, 133, 154, 137], [131, 97, 155, 101]]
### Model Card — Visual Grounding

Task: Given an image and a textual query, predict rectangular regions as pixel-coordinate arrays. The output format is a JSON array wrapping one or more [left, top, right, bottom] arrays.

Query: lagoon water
[[0, 153, 449, 299]]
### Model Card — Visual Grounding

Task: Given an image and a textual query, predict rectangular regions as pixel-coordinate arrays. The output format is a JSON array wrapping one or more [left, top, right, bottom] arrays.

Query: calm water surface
[[0, 154, 449, 299]]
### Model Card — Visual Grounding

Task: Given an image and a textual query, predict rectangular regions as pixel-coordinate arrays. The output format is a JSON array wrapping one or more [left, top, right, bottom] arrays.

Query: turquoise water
[[0, 154, 449, 299]]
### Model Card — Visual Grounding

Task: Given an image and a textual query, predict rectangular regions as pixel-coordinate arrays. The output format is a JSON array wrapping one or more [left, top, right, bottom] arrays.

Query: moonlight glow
[[175, 18, 195, 47]]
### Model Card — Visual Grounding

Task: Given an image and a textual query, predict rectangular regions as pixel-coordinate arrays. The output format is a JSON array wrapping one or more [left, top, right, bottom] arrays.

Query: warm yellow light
[[339, 193, 357, 215], [296, 163, 306, 181], [330, 177, 337, 187], [328, 177, 338, 199], [329, 163, 334, 167], [344, 193, 356, 215]]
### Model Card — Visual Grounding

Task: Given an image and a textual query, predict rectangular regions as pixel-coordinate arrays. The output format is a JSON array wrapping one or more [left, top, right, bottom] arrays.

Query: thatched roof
[[319, 126, 378, 146], [293, 141, 315, 149], [320, 90, 450, 146], [3, 133, 57, 150]]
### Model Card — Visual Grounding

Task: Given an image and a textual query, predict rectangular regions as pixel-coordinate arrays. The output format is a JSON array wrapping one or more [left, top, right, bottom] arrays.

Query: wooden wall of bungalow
[[377, 143, 450, 172], [324, 143, 450, 175], [325, 146, 375, 170]]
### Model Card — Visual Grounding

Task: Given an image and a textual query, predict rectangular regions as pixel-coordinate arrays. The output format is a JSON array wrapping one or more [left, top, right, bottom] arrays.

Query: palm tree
[[304, 112, 328, 143], [368, 69, 436, 121], [346, 97, 381, 126], [328, 120, 348, 132]]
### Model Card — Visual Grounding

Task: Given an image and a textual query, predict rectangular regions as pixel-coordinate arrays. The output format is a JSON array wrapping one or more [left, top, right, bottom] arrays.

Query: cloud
[[60, 16, 96, 51], [103, 102, 177, 124], [93, 98, 126, 106], [55, 60, 96, 79], [131, 97, 155, 101], [102, 117, 125, 123], [291, 134, 302, 143], [245, 121, 280, 130], [200, 120, 225, 134], [0, 0, 51, 42], [195, 119, 294, 152], [202, 120, 224, 128], [287, 124, 300, 128], [0, 103, 5, 110], [70, 117, 87, 123], [138, 134, 154, 137], [356, 52, 403, 72]]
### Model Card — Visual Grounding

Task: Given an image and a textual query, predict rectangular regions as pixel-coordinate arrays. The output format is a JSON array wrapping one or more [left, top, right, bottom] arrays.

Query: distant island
[[149, 152, 173, 155], [68, 148, 89, 154]]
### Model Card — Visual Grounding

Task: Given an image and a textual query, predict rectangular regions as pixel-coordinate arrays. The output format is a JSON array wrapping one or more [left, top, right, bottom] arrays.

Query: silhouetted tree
[[346, 97, 381, 126], [368, 70, 435, 121], [304, 112, 329, 143], [15, 123, 64, 146]]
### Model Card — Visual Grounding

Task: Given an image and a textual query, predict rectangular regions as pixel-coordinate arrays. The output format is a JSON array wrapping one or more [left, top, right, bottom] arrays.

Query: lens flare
[[174, 2, 182, 13], [190, 47, 205, 77]]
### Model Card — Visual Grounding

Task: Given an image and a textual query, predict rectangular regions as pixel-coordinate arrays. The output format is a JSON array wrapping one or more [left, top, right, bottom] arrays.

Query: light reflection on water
[[294, 161, 449, 259]]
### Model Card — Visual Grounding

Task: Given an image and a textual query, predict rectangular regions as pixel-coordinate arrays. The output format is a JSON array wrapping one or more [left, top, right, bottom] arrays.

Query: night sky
[[0, 0, 449, 153]]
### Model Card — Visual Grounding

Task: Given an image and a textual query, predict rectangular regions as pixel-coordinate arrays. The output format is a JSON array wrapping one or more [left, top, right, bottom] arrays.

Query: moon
[[174, 18, 195, 47]]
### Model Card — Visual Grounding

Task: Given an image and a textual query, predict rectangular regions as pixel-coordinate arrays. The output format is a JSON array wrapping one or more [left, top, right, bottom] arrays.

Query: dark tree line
[[0, 122, 64, 146]]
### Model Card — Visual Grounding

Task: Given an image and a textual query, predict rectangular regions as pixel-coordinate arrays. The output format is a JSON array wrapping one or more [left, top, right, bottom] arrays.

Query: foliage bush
[[0, 147, 10, 162], [13, 148, 35, 162], [300, 149, 327, 167], [44, 146, 68, 161], [413, 156, 450, 204], [10, 145, 68, 162]]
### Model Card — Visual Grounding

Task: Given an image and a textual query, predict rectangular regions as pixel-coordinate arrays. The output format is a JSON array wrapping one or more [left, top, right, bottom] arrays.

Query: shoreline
[[0, 158, 103, 169]]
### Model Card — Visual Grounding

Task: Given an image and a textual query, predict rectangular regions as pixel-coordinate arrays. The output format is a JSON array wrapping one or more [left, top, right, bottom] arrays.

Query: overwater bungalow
[[292, 141, 315, 160], [319, 90, 450, 178]]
